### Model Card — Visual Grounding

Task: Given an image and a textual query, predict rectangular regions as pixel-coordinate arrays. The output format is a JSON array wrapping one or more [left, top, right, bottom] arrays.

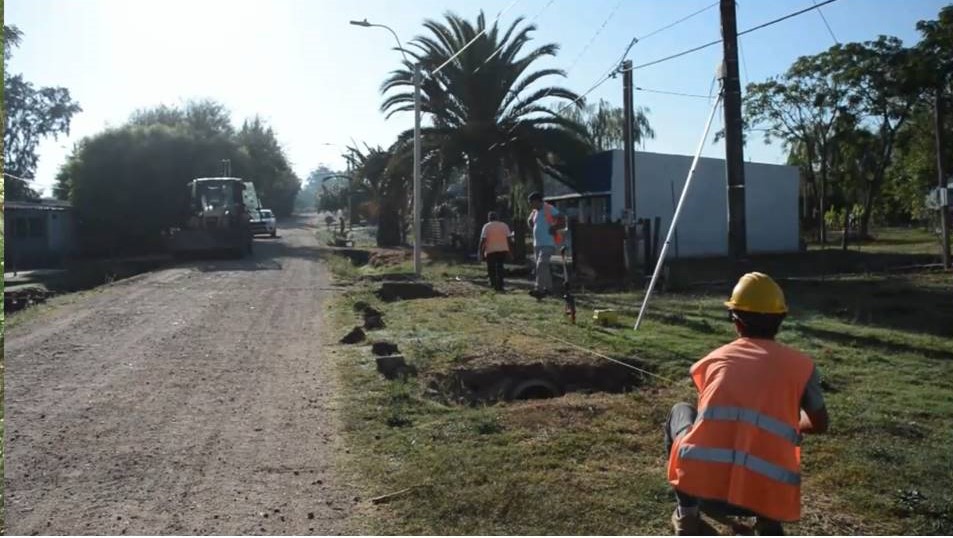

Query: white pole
[[634, 90, 724, 331], [413, 64, 422, 276]]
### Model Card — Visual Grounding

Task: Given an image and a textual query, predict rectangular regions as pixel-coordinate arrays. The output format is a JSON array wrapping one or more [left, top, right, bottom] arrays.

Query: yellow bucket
[[593, 309, 619, 326]]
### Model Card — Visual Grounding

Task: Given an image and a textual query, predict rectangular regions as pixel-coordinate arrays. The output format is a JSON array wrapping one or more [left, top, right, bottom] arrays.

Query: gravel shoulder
[[4, 215, 360, 535]]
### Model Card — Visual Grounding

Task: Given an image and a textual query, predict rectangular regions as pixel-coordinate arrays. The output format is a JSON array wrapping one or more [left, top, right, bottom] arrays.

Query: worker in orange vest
[[478, 211, 513, 292], [666, 272, 830, 535]]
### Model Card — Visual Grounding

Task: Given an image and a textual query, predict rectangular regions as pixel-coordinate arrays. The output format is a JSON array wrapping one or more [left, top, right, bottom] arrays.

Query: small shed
[[4, 199, 77, 269]]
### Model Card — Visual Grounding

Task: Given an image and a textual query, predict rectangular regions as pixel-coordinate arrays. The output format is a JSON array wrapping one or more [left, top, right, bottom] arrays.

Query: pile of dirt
[[376, 282, 445, 302], [4, 288, 55, 314], [352, 301, 385, 329], [336, 249, 371, 266], [340, 326, 366, 344], [369, 250, 410, 268]]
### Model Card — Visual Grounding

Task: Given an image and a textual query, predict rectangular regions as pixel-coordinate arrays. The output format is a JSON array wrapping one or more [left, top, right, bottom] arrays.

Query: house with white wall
[[546, 150, 801, 259]]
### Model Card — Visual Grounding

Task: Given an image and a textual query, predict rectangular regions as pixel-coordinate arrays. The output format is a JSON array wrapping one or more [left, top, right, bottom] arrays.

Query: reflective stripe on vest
[[678, 444, 801, 486], [698, 406, 802, 446]]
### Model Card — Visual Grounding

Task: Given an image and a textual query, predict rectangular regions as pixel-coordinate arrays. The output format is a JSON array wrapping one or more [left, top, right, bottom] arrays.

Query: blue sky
[[7, 0, 949, 196]]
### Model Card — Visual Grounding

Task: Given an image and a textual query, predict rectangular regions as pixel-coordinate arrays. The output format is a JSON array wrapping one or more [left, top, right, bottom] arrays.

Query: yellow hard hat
[[724, 272, 787, 314]]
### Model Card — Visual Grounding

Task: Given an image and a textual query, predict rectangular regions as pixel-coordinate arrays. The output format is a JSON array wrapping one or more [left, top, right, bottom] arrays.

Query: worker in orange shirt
[[477, 211, 513, 292], [666, 272, 830, 535]]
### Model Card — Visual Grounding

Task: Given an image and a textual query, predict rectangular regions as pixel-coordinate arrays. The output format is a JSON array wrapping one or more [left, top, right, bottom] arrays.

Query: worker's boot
[[671, 508, 716, 536], [753, 518, 784, 536]]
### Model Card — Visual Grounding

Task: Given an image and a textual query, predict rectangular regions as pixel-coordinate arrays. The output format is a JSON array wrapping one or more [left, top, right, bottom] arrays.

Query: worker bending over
[[666, 272, 829, 535]]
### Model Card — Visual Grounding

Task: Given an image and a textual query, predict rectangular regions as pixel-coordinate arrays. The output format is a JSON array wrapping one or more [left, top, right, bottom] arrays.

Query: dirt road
[[4, 215, 359, 535]]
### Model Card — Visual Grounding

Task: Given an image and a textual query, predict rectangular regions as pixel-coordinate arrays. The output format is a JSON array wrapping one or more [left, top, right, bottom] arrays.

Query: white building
[[546, 150, 801, 258]]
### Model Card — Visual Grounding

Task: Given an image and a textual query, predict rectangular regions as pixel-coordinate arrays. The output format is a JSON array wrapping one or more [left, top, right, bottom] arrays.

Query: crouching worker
[[665, 272, 829, 536]]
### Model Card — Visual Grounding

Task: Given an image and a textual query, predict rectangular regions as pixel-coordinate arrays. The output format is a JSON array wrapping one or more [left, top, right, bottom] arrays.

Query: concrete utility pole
[[720, 0, 747, 259], [936, 86, 951, 269], [622, 59, 638, 275]]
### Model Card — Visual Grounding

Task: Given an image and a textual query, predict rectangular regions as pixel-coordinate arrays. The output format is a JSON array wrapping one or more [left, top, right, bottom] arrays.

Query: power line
[[490, 0, 631, 150], [627, 0, 842, 71], [477, 0, 555, 70], [738, 0, 840, 37], [739, 29, 750, 87], [635, 86, 712, 99], [564, 0, 626, 74], [638, 1, 719, 42], [811, 0, 840, 44], [3, 172, 38, 183], [553, 1, 725, 115], [433, 0, 524, 74]]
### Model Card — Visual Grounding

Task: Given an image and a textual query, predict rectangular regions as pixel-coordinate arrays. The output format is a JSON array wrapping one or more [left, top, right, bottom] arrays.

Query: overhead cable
[[626, 0, 842, 71], [433, 0, 524, 74]]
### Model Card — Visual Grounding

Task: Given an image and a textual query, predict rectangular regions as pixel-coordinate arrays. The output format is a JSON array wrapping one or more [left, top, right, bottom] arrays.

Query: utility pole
[[347, 160, 354, 228], [413, 64, 422, 276], [622, 59, 638, 276], [720, 0, 747, 260], [936, 86, 951, 269]]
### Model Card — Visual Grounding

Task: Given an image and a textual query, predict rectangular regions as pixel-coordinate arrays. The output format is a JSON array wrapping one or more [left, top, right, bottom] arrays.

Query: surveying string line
[[624, 0, 842, 72], [522, 328, 679, 384]]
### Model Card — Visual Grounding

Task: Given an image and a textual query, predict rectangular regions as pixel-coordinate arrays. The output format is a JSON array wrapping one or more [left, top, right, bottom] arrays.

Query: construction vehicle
[[169, 177, 255, 258]]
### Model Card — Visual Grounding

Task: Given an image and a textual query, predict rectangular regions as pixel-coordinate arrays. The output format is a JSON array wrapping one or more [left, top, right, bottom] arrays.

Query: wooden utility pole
[[936, 86, 951, 269], [720, 0, 747, 259], [622, 59, 639, 275]]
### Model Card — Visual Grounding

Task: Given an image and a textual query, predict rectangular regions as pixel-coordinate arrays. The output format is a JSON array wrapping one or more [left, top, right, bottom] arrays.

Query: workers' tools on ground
[[560, 246, 576, 324], [593, 309, 619, 326]]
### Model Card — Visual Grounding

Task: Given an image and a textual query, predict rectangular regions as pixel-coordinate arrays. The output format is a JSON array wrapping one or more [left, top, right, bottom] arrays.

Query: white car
[[251, 209, 277, 237]]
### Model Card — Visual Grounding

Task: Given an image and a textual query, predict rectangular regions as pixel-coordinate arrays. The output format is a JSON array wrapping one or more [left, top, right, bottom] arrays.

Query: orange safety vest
[[530, 203, 563, 245], [482, 221, 511, 254], [668, 338, 815, 522]]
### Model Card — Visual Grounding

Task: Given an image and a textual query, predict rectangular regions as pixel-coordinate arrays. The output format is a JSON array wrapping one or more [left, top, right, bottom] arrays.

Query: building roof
[[6, 199, 73, 211]]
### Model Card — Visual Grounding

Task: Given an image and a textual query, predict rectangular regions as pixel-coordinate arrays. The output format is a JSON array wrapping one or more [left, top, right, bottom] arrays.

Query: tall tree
[[301, 165, 336, 213], [562, 98, 654, 151], [3, 25, 82, 200], [235, 116, 300, 217], [380, 11, 591, 247], [345, 143, 408, 247], [743, 53, 856, 243], [55, 101, 300, 254], [822, 36, 922, 237]]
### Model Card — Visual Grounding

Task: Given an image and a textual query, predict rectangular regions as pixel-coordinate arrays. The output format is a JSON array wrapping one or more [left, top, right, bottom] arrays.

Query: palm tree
[[380, 11, 591, 249], [345, 143, 409, 247]]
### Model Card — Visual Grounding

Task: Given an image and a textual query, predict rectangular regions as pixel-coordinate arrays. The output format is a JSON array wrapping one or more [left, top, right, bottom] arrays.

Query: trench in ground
[[427, 360, 645, 404]]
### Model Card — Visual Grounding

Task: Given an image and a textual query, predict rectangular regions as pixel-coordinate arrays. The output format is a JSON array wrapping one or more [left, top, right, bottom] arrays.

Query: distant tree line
[[52, 100, 301, 254], [740, 4, 952, 247]]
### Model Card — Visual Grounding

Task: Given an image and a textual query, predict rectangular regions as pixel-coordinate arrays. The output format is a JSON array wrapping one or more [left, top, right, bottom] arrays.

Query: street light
[[350, 18, 422, 277]]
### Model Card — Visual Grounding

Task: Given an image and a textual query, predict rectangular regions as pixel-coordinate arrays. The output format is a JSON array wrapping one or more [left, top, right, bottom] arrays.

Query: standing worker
[[478, 211, 512, 292], [665, 272, 829, 535], [527, 192, 565, 299]]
